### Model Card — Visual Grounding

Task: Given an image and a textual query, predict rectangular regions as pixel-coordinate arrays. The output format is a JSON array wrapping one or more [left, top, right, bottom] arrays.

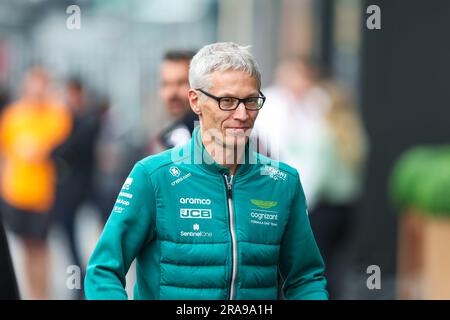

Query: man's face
[[160, 60, 191, 119], [189, 69, 260, 149], [65, 85, 85, 113], [23, 69, 50, 102]]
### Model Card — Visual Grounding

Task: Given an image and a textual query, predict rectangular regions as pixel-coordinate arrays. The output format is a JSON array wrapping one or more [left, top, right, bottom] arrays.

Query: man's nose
[[232, 102, 249, 121]]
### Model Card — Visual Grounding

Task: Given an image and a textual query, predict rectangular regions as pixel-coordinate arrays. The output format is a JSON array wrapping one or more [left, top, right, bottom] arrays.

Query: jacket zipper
[[223, 174, 237, 300]]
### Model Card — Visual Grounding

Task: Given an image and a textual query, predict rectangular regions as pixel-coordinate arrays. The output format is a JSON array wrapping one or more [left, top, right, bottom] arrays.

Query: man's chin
[[168, 104, 189, 118], [222, 136, 248, 150]]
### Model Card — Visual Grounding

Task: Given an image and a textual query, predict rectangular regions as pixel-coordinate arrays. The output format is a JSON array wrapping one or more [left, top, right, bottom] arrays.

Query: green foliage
[[389, 146, 450, 217]]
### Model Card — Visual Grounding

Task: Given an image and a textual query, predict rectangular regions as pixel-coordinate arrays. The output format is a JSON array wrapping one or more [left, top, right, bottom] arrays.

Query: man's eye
[[221, 98, 233, 103], [245, 98, 259, 105]]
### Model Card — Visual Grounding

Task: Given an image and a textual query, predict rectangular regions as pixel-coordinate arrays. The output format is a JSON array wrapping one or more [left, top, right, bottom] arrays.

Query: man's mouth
[[225, 127, 251, 135]]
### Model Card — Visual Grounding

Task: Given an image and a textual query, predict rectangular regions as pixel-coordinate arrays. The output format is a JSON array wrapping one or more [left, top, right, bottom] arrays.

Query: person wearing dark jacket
[[0, 200, 20, 299], [0, 88, 18, 299], [51, 78, 101, 298], [150, 50, 199, 153]]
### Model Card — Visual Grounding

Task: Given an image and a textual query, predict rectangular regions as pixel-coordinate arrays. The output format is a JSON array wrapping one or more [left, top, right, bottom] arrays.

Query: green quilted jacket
[[85, 126, 328, 300]]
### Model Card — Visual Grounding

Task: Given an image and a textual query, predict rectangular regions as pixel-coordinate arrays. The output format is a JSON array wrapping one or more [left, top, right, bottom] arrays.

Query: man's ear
[[188, 89, 202, 115]]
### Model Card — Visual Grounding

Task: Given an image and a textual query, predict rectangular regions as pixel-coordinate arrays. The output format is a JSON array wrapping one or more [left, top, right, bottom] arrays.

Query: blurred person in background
[[0, 86, 10, 114], [0, 85, 19, 299], [0, 66, 72, 299], [254, 57, 368, 299], [51, 78, 101, 299], [90, 97, 145, 227], [0, 217, 19, 299], [89, 97, 119, 225], [149, 50, 198, 153]]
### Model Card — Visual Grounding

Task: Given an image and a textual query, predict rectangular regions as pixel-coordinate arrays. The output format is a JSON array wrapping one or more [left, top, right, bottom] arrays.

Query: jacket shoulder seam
[[137, 152, 191, 179]]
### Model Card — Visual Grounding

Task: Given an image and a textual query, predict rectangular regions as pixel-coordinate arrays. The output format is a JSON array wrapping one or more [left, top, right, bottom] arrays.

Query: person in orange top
[[0, 67, 72, 299]]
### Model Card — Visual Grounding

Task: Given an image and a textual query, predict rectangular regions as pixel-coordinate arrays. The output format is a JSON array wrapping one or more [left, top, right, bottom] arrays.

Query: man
[[151, 50, 198, 153], [85, 42, 328, 300]]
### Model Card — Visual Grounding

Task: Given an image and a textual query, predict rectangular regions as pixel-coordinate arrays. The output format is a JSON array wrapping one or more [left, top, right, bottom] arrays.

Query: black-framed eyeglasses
[[196, 88, 266, 111]]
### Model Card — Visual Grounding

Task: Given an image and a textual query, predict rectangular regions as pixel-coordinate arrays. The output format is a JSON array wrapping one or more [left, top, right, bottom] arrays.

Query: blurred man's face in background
[[65, 82, 86, 114], [23, 67, 50, 103], [276, 60, 315, 100], [160, 60, 191, 119]]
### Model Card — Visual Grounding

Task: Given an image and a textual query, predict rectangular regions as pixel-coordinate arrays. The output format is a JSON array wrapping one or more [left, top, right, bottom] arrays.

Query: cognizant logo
[[179, 197, 211, 205], [250, 212, 278, 221]]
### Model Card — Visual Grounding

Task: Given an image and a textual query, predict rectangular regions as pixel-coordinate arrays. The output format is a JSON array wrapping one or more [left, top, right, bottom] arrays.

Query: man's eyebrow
[[218, 91, 260, 97]]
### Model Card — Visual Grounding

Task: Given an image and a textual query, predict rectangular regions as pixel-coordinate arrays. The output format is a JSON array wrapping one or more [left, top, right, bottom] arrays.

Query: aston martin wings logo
[[250, 199, 278, 209]]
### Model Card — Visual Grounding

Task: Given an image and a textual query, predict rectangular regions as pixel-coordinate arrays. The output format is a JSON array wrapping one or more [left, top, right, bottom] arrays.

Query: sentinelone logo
[[180, 223, 213, 238], [180, 230, 213, 237]]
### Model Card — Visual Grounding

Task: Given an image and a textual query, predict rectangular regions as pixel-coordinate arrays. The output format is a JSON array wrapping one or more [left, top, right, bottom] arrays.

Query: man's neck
[[201, 134, 244, 176]]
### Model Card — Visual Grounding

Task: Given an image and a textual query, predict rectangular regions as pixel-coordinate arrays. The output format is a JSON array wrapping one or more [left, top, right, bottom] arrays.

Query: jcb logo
[[180, 208, 212, 219]]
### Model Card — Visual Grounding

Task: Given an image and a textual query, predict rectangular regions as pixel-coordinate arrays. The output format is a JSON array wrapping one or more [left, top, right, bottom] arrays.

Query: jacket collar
[[189, 125, 254, 177]]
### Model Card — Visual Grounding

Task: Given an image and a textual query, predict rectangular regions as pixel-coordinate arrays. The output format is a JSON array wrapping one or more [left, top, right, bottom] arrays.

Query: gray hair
[[189, 42, 261, 90]]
